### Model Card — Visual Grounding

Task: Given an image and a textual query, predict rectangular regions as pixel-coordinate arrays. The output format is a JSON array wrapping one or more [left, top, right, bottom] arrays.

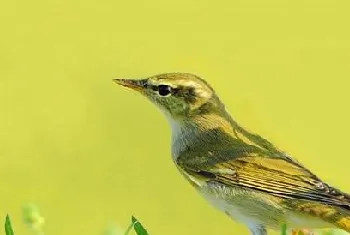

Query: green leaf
[[131, 216, 148, 235], [280, 224, 287, 235], [5, 215, 14, 235]]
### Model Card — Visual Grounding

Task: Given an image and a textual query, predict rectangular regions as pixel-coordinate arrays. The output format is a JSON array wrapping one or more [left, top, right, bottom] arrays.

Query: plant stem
[[124, 221, 135, 235]]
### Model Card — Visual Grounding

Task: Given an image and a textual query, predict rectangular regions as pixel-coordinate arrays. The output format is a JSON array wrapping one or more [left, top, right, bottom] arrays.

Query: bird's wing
[[180, 154, 350, 208]]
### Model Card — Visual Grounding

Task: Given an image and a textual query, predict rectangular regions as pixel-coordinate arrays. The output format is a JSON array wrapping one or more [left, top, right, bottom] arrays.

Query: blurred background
[[1, 0, 350, 234]]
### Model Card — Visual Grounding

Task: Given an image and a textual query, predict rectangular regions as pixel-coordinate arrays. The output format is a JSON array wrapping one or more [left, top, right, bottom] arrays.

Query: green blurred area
[[1, 0, 350, 235]]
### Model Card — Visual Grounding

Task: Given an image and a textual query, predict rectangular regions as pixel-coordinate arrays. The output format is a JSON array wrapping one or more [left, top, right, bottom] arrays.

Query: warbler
[[113, 73, 350, 235]]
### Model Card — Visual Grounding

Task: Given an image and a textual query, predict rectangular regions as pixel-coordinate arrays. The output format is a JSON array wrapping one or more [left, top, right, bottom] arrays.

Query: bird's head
[[113, 73, 226, 121]]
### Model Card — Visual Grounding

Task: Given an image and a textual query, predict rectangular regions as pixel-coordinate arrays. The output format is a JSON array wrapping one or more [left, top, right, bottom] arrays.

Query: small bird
[[113, 73, 350, 235]]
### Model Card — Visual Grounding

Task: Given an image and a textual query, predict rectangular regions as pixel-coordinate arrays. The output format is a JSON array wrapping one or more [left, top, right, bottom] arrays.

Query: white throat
[[163, 113, 186, 160]]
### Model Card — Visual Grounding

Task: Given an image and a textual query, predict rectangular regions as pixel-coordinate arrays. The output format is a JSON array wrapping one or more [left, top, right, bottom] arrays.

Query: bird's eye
[[158, 85, 172, 96]]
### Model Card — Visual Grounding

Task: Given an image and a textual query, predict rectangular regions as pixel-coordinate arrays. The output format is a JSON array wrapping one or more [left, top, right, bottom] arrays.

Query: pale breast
[[197, 181, 284, 229]]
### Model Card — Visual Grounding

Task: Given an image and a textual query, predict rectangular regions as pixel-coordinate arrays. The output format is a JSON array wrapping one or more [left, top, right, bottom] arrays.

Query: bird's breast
[[199, 181, 287, 229]]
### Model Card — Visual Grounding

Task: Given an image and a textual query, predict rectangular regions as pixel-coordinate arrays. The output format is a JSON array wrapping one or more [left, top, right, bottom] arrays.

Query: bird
[[113, 73, 350, 235]]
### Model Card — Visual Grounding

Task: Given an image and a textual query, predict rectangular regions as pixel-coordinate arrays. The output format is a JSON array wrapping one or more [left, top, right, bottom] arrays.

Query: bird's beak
[[113, 79, 145, 91]]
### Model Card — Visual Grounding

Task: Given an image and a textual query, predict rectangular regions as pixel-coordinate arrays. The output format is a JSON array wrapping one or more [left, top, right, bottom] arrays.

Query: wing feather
[[184, 155, 350, 209]]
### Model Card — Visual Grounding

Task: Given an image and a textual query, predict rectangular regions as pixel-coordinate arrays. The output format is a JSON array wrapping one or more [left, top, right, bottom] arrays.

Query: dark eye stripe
[[171, 88, 180, 95], [188, 87, 196, 96], [140, 80, 148, 88]]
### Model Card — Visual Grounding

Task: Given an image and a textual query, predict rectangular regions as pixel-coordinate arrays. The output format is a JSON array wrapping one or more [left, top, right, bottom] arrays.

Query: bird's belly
[[200, 190, 265, 228], [198, 182, 334, 230], [198, 182, 285, 229]]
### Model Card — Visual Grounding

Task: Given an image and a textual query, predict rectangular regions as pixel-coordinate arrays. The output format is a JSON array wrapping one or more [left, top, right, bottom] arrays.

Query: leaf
[[22, 203, 45, 231], [5, 215, 14, 235], [131, 216, 148, 235], [281, 224, 287, 235]]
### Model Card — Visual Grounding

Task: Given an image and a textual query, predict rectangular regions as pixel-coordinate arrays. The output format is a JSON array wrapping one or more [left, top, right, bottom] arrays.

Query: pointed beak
[[113, 79, 145, 91]]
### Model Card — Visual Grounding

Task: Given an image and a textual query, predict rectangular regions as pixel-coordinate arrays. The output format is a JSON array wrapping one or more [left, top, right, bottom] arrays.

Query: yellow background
[[1, 0, 350, 234]]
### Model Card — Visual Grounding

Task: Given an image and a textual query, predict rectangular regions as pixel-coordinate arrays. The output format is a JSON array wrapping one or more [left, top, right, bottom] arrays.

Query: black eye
[[158, 85, 172, 96]]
